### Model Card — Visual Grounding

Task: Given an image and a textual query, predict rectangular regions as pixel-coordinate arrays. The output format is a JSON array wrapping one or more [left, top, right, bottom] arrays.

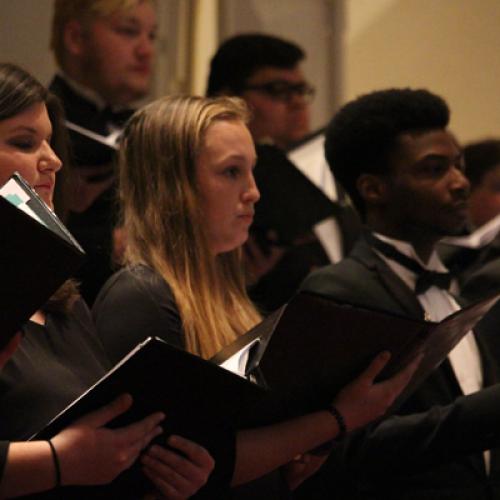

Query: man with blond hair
[[49, 0, 157, 304]]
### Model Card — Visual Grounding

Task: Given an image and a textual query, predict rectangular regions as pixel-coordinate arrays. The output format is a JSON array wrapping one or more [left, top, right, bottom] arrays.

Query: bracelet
[[328, 405, 347, 441], [47, 439, 61, 488]]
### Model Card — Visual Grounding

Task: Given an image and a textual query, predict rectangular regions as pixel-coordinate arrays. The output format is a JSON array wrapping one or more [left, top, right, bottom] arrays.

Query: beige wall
[[343, 0, 500, 144], [2, 0, 499, 145]]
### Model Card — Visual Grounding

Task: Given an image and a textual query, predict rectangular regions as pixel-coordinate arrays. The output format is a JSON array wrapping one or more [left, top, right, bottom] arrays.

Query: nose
[[39, 141, 62, 173], [450, 164, 470, 197], [243, 171, 260, 204], [136, 32, 155, 59]]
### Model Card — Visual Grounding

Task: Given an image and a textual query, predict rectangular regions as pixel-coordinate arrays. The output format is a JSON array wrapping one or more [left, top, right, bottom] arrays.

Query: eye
[[417, 160, 448, 177], [8, 137, 35, 151], [115, 25, 140, 37], [223, 166, 240, 178]]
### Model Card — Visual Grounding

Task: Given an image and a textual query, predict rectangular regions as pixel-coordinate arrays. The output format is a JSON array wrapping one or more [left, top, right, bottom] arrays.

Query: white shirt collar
[[373, 232, 448, 273]]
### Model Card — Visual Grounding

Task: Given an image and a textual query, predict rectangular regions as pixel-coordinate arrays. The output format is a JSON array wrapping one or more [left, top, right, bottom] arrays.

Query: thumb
[[75, 394, 133, 428]]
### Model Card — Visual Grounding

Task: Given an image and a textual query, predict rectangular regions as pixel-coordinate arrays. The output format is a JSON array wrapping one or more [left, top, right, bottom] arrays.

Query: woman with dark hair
[[93, 94, 419, 496], [0, 63, 213, 499]]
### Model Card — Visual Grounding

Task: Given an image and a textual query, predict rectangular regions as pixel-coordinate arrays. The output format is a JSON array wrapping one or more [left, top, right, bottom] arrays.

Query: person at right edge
[[297, 88, 500, 499]]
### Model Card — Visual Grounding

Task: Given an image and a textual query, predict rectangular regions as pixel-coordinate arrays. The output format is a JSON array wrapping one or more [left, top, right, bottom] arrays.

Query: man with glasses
[[207, 33, 314, 149]]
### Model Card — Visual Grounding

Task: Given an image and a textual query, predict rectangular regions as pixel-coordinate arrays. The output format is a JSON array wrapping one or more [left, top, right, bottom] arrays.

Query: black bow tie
[[364, 232, 452, 294]]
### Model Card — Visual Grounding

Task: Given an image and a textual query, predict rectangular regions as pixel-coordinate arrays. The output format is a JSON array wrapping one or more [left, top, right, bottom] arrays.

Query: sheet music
[[219, 338, 260, 378], [288, 134, 337, 201], [0, 178, 45, 225]]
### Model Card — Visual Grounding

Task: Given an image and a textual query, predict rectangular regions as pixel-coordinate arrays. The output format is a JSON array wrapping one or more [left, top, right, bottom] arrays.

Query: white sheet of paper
[[219, 338, 260, 378]]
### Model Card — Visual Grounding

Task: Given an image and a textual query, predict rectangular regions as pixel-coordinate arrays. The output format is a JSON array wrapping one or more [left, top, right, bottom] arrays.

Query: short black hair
[[206, 33, 305, 96], [464, 139, 500, 189], [324, 88, 450, 217]]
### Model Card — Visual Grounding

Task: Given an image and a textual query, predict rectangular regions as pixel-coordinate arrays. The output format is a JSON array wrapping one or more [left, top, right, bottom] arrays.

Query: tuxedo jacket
[[49, 75, 133, 305], [296, 235, 500, 500], [461, 242, 500, 378]]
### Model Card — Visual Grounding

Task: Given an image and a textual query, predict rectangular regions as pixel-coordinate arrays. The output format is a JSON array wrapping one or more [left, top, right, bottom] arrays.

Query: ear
[[356, 173, 389, 207], [63, 20, 86, 57]]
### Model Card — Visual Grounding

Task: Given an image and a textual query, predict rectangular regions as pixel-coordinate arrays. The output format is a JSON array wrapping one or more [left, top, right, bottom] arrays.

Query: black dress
[[0, 300, 121, 499], [0, 300, 108, 442], [0, 298, 204, 499], [93, 265, 292, 500], [93, 265, 237, 499]]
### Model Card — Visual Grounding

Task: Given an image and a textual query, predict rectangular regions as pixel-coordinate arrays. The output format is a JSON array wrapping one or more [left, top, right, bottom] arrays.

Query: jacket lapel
[[350, 237, 425, 318]]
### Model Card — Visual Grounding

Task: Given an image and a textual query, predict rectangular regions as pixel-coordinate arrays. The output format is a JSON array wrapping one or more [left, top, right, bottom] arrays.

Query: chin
[[215, 235, 248, 255], [128, 78, 150, 98]]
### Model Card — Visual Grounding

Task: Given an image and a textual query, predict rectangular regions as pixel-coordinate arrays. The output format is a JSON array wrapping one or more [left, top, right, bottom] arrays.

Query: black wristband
[[47, 439, 61, 488], [328, 405, 347, 441]]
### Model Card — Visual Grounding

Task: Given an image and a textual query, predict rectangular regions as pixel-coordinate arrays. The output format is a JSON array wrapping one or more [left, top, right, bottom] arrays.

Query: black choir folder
[[252, 144, 336, 246], [213, 290, 500, 426], [0, 172, 85, 348], [34, 289, 500, 441], [33, 336, 265, 441]]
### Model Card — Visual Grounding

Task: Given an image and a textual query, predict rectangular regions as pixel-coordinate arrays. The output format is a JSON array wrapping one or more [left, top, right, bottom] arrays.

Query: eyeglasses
[[241, 80, 315, 103]]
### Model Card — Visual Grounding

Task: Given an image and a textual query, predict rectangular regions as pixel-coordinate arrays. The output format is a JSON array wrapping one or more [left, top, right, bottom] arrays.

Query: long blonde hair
[[119, 95, 261, 358]]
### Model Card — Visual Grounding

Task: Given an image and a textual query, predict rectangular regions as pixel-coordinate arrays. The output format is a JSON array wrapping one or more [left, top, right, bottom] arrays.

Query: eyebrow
[[121, 15, 157, 30], [8, 125, 38, 134], [7, 125, 52, 140], [220, 152, 257, 164], [419, 152, 463, 162]]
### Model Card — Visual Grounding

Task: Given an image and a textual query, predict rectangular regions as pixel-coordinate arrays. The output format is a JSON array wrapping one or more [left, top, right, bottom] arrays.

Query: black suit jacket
[[295, 236, 500, 500], [49, 75, 134, 305]]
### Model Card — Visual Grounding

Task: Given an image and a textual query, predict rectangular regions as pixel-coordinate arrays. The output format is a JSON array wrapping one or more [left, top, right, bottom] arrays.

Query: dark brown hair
[[0, 63, 79, 314]]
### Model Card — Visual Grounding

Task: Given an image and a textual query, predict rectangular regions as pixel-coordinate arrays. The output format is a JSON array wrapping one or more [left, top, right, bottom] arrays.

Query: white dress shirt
[[373, 233, 489, 470]]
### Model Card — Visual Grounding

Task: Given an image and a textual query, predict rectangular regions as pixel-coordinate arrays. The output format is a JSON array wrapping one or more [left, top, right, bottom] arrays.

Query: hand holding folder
[[34, 287, 500, 443], [214, 290, 500, 426]]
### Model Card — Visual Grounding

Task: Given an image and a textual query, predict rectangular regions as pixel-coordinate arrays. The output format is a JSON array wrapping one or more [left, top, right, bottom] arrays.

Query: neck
[[368, 217, 438, 264], [61, 67, 135, 107]]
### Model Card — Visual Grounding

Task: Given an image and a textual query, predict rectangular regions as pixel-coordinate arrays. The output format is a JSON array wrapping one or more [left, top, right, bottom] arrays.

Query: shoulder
[[300, 255, 395, 312], [95, 264, 175, 311], [461, 259, 500, 303], [301, 257, 371, 294], [93, 265, 185, 363]]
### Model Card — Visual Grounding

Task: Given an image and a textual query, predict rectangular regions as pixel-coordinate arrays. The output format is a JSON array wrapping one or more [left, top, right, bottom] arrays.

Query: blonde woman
[[93, 95, 418, 498]]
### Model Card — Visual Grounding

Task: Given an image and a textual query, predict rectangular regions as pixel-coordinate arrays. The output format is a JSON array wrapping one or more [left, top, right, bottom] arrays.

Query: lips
[[450, 200, 469, 214], [35, 182, 54, 191], [132, 64, 151, 76], [238, 212, 254, 223]]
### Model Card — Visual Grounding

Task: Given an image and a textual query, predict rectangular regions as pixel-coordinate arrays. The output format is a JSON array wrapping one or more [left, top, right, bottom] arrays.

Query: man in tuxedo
[[49, 0, 157, 304], [207, 34, 360, 311], [297, 88, 500, 499]]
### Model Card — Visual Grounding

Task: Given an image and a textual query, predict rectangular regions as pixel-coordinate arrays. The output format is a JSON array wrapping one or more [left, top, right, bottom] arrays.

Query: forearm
[[232, 410, 338, 486], [0, 441, 56, 497], [339, 384, 500, 474]]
